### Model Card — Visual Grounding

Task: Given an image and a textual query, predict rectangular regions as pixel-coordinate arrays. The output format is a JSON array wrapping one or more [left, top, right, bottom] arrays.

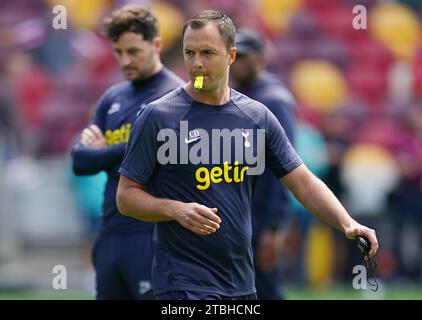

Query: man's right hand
[[169, 202, 221, 236], [80, 124, 107, 148]]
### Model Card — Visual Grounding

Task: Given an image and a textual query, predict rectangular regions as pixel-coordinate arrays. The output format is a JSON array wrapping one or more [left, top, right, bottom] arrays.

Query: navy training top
[[119, 86, 303, 296]]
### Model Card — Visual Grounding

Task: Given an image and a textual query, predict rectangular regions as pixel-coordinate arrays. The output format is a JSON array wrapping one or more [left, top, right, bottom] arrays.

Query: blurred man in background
[[71, 4, 183, 299], [231, 28, 297, 299]]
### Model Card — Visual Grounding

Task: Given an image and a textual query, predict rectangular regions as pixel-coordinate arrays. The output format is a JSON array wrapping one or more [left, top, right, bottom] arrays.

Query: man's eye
[[128, 48, 140, 55]]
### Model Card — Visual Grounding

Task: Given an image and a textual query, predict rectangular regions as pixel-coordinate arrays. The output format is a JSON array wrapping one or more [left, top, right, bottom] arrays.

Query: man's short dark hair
[[103, 4, 159, 42], [182, 10, 236, 50]]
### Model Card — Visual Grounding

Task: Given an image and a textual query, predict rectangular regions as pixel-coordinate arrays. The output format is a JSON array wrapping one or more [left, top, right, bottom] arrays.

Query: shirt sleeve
[[264, 107, 303, 179], [71, 143, 126, 175], [91, 90, 111, 131], [118, 105, 159, 185], [70, 89, 127, 175]]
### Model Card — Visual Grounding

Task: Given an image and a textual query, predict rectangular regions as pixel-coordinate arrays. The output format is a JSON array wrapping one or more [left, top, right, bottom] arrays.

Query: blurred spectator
[[231, 28, 297, 299], [389, 103, 422, 280], [0, 90, 21, 164], [5, 51, 51, 139]]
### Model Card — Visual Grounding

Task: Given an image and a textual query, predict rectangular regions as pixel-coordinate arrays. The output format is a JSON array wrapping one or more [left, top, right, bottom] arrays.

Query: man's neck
[[184, 83, 231, 105], [145, 61, 163, 80], [151, 61, 163, 76], [132, 61, 163, 84]]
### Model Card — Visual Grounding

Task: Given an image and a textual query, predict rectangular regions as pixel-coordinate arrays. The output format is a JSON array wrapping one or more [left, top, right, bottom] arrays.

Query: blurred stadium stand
[[0, 0, 421, 298]]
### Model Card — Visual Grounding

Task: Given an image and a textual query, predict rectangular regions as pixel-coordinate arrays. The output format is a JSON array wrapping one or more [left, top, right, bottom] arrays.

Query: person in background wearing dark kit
[[231, 28, 297, 300], [71, 5, 183, 299]]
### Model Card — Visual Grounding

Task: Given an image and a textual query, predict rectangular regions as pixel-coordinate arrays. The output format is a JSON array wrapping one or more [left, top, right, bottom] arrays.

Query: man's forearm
[[282, 165, 356, 233], [117, 175, 221, 235], [116, 182, 179, 222], [71, 143, 125, 175]]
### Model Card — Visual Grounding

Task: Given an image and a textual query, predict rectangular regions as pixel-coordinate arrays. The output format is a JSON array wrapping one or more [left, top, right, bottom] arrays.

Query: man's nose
[[192, 55, 204, 70], [120, 52, 131, 66]]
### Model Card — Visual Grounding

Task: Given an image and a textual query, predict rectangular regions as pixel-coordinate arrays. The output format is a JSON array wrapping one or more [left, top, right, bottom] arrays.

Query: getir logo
[[195, 161, 249, 190], [106, 123, 131, 145]]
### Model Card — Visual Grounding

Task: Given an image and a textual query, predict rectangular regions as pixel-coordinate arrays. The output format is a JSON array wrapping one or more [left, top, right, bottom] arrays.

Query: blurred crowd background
[[0, 0, 421, 298]]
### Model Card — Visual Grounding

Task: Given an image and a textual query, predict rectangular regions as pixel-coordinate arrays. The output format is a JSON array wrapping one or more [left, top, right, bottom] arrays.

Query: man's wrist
[[340, 218, 358, 234], [158, 199, 180, 221]]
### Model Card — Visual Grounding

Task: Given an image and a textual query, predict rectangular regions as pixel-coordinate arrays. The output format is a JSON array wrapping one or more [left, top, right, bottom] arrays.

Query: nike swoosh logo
[[108, 108, 119, 114], [184, 136, 201, 144]]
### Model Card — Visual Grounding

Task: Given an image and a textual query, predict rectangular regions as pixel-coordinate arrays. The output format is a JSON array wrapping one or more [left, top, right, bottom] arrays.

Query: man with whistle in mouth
[[116, 10, 378, 300]]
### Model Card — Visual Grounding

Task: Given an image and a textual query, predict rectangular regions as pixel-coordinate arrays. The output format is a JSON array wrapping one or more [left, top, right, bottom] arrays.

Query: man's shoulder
[[93, 81, 131, 113], [231, 89, 272, 125], [148, 86, 184, 106], [150, 69, 184, 103], [144, 87, 188, 122], [231, 88, 269, 113], [161, 68, 185, 87], [104, 81, 131, 96], [156, 75, 184, 98], [259, 73, 295, 107]]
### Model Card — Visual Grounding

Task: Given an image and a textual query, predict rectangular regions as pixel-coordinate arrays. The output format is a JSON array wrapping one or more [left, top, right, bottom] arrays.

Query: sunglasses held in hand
[[356, 236, 378, 292]]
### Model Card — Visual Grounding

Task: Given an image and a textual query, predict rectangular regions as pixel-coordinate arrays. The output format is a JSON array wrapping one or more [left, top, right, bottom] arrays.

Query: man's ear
[[153, 36, 163, 52], [228, 46, 237, 66]]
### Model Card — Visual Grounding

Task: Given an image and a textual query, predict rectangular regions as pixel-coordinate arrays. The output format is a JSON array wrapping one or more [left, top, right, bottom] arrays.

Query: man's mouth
[[193, 74, 209, 80]]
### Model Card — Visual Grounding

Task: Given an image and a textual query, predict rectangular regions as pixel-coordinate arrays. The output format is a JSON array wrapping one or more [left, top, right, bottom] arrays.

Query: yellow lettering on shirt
[[105, 123, 132, 145], [195, 161, 249, 190]]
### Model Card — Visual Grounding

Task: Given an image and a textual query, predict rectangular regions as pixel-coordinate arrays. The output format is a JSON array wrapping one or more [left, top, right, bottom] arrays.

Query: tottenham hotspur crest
[[241, 129, 251, 148]]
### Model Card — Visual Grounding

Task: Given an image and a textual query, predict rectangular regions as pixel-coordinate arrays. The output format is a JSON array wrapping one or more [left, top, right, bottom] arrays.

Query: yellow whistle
[[194, 75, 203, 90]]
